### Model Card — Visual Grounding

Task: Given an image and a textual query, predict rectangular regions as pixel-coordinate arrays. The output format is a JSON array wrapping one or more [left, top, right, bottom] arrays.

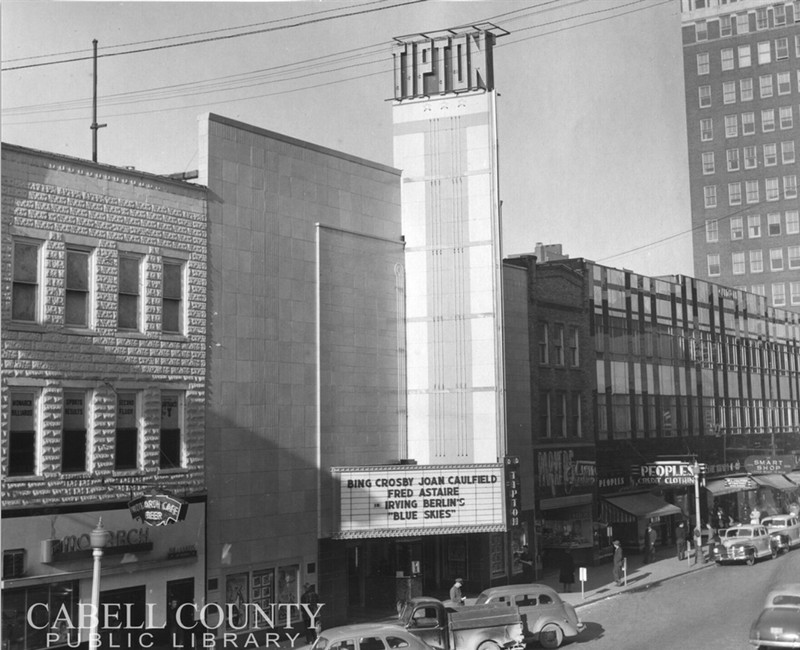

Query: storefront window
[[277, 565, 300, 619], [2, 581, 78, 650], [226, 573, 249, 630], [251, 569, 274, 627]]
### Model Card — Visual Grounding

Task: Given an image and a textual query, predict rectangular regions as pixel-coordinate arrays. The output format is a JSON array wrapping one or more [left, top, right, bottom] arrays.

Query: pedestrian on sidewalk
[[301, 583, 320, 643], [675, 521, 687, 561], [559, 549, 575, 593], [449, 578, 466, 605], [612, 540, 624, 586], [643, 524, 657, 564], [517, 545, 534, 582]]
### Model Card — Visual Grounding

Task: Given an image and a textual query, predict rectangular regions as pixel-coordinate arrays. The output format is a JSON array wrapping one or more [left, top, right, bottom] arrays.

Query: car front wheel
[[746, 551, 755, 566], [771, 546, 778, 559], [538, 624, 563, 649]]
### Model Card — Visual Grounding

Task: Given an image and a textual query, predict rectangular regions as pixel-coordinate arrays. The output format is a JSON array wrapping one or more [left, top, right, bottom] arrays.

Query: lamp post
[[89, 518, 109, 650], [690, 460, 705, 563]]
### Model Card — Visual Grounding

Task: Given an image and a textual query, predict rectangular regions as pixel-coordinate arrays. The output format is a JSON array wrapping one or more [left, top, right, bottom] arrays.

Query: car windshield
[[474, 594, 489, 605], [765, 519, 786, 527], [725, 528, 753, 537]]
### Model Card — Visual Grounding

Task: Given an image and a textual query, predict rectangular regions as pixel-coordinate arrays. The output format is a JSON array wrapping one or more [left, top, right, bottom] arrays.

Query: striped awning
[[751, 474, 798, 491]]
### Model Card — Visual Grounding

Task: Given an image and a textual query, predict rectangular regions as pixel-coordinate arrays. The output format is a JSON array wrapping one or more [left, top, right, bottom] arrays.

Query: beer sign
[[128, 493, 188, 526]]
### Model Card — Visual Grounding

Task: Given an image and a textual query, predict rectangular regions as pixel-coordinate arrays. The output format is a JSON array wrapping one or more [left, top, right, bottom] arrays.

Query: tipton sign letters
[[333, 464, 505, 538], [632, 461, 695, 487]]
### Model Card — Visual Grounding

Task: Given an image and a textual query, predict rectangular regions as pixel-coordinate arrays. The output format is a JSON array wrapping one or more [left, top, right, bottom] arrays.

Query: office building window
[[725, 114, 738, 137], [785, 175, 798, 199], [697, 52, 710, 75], [770, 248, 784, 271], [764, 143, 778, 166], [779, 106, 793, 129], [742, 112, 755, 135], [750, 249, 764, 273], [115, 391, 139, 470], [732, 251, 746, 275], [538, 322, 549, 364], [738, 44, 751, 66], [759, 75, 773, 98], [570, 393, 582, 438], [65, 249, 91, 328], [704, 185, 717, 208], [774, 5, 786, 25], [757, 41, 771, 64], [768, 212, 782, 236], [744, 145, 758, 169], [762, 109, 775, 132], [62, 390, 88, 473], [731, 216, 744, 240], [9, 391, 37, 476], [727, 148, 740, 171], [706, 219, 719, 242], [569, 327, 579, 366], [766, 177, 780, 201], [796, 34, 800, 55], [696, 20, 708, 41], [539, 392, 551, 438], [721, 48, 735, 71], [789, 245, 800, 270], [736, 15, 750, 35], [781, 141, 795, 164], [729, 182, 742, 205], [699, 85, 711, 108], [746, 180, 760, 204], [752, 284, 766, 297], [118, 255, 141, 331], [700, 118, 713, 141], [721, 14, 733, 36], [791, 282, 800, 306], [777, 73, 791, 96], [554, 324, 565, 366], [160, 391, 183, 469], [756, 7, 768, 30], [776, 37, 789, 60], [12, 240, 39, 322], [708, 253, 721, 276], [723, 81, 736, 104], [739, 78, 753, 101], [162, 260, 184, 334], [787, 210, 800, 234], [772, 283, 786, 306], [748, 214, 762, 238], [554, 392, 567, 438], [702, 151, 715, 174]]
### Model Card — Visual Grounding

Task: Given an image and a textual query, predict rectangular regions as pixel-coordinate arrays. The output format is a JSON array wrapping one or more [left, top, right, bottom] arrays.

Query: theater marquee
[[332, 464, 506, 539]]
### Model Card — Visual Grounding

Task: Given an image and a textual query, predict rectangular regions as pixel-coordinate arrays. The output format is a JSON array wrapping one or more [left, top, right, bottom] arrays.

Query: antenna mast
[[91, 39, 107, 162]]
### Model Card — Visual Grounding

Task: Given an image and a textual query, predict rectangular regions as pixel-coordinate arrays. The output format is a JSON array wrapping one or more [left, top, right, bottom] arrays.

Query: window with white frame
[[696, 20, 708, 41], [757, 41, 771, 64], [768, 213, 782, 236], [781, 141, 795, 164], [752, 284, 766, 297], [766, 177, 780, 201], [12, 240, 40, 322], [569, 327, 579, 367], [65, 248, 91, 328], [554, 324, 565, 366], [699, 85, 712, 108], [744, 145, 758, 169], [571, 392, 582, 437], [775, 37, 789, 60], [160, 391, 183, 469], [777, 73, 791, 95], [789, 245, 800, 270], [772, 283, 786, 306], [770, 248, 784, 271], [756, 7, 768, 29], [746, 180, 760, 203], [115, 391, 139, 470], [732, 251, 746, 275], [774, 4, 786, 25], [791, 282, 800, 306], [704, 185, 717, 208], [764, 143, 778, 166], [702, 151, 715, 174], [796, 34, 800, 55], [9, 390, 38, 476], [762, 109, 775, 132], [721, 48, 734, 70], [727, 148, 740, 171], [700, 118, 713, 141], [731, 216, 744, 240], [707, 253, 721, 276], [706, 219, 719, 242], [787, 210, 800, 234], [540, 392, 551, 438], [162, 259, 184, 334], [118, 254, 141, 331], [723, 81, 736, 104], [759, 75, 773, 98], [738, 44, 751, 66], [739, 78, 753, 101], [62, 390, 88, 473], [539, 322, 549, 364], [725, 114, 738, 137], [785, 175, 798, 198], [721, 14, 733, 36], [748, 214, 762, 237], [742, 112, 756, 135], [750, 249, 764, 273], [736, 14, 750, 35], [729, 182, 742, 205], [697, 52, 710, 75], [779, 106, 793, 129]]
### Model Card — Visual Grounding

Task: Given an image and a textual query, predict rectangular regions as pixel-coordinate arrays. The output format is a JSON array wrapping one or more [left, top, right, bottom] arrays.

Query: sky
[[1, 0, 694, 278]]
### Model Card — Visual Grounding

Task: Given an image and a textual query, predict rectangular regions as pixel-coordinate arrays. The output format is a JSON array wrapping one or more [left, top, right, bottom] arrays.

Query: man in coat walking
[[612, 540, 624, 586], [675, 521, 687, 561], [643, 524, 657, 564]]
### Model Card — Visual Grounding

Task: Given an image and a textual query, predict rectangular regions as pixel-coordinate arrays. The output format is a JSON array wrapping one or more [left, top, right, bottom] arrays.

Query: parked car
[[472, 584, 584, 649], [311, 623, 437, 650], [713, 525, 778, 565], [761, 515, 800, 553], [748, 583, 800, 648]]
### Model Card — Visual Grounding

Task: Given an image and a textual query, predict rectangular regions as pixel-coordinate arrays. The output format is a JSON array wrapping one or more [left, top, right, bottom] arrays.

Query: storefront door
[[99, 585, 146, 649]]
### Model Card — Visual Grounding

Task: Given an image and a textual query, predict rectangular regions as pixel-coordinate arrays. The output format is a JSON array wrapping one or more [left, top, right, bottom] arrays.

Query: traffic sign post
[[579, 566, 587, 599]]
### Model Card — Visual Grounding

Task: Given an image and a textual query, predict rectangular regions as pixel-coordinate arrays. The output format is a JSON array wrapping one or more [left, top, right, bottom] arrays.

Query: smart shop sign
[[333, 464, 506, 538], [632, 461, 695, 487]]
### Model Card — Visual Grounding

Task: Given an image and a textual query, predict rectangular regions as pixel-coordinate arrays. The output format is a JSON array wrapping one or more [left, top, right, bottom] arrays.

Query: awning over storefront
[[704, 477, 757, 496], [602, 493, 682, 519], [540, 493, 593, 510], [785, 472, 800, 485], [751, 474, 798, 491]]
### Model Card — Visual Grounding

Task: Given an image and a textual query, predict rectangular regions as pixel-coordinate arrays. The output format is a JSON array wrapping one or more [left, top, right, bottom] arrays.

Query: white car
[[761, 515, 800, 553], [713, 525, 778, 565]]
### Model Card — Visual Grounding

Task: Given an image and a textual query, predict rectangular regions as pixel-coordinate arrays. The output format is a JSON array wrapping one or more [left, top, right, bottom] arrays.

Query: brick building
[[1, 143, 208, 649]]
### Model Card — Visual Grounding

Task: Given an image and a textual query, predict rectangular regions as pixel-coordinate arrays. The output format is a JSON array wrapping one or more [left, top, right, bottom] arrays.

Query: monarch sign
[[128, 493, 188, 526]]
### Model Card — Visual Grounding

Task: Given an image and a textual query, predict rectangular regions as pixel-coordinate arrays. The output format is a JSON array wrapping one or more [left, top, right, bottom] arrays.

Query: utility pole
[[91, 39, 107, 162]]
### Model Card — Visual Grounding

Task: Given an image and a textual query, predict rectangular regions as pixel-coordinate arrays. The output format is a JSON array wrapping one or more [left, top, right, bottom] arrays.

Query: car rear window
[[386, 637, 410, 649], [773, 595, 800, 606], [360, 636, 385, 650], [330, 640, 356, 650]]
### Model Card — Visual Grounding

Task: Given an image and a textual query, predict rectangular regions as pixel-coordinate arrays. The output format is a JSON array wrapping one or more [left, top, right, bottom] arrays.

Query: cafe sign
[[128, 493, 188, 526], [744, 455, 795, 474]]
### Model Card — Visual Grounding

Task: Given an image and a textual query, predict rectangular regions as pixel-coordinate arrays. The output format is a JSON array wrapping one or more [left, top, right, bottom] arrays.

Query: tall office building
[[681, 0, 800, 312]]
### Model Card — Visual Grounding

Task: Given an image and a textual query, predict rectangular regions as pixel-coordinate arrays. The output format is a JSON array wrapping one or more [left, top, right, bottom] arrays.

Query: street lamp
[[89, 518, 109, 650], [690, 461, 704, 563]]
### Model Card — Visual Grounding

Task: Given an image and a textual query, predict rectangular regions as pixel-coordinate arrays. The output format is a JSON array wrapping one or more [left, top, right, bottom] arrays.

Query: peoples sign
[[632, 461, 696, 487]]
